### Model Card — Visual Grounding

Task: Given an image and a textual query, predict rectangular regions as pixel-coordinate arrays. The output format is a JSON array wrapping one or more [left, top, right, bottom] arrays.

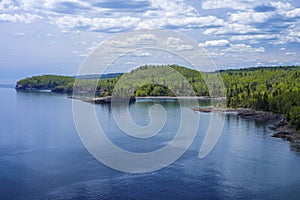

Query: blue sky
[[0, 0, 299, 81]]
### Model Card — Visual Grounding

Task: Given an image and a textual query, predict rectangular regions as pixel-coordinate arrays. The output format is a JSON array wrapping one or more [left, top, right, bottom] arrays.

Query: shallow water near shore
[[0, 87, 300, 200]]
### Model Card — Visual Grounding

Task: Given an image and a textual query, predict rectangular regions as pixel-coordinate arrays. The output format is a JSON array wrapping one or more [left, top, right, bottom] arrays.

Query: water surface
[[0, 87, 299, 200]]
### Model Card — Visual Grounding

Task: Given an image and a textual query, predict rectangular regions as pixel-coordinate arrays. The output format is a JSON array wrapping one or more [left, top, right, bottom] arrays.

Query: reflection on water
[[0, 87, 299, 200]]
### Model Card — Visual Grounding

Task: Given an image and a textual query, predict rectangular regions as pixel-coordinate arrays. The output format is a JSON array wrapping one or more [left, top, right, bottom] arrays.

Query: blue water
[[0, 87, 300, 200]]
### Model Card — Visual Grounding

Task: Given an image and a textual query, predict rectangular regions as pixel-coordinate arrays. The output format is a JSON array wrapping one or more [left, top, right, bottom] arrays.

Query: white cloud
[[289, 29, 300, 38], [224, 1, 298, 25], [229, 34, 281, 44], [136, 15, 224, 30], [50, 15, 140, 32], [201, 0, 300, 48], [199, 39, 230, 47], [14, 32, 25, 36], [204, 23, 258, 35], [201, 0, 261, 10], [0, 0, 224, 33], [19, 0, 32, 10], [0, 0, 20, 11], [286, 8, 300, 18], [43, 0, 89, 9], [173, 44, 194, 51], [285, 26, 300, 43], [19, 0, 90, 12], [149, 0, 197, 16], [37, 0, 225, 32], [166, 37, 184, 45], [103, 33, 157, 49], [229, 11, 274, 24], [165, 16, 224, 28], [137, 0, 225, 29], [132, 51, 152, 57], [224, 44, 265, 53], [202, 0, 294, 12], [0, 0, 299, 69], [166, 37, 194, 51], [230, 34, 278, 41], [105, 40, 131, 48], [128, 33, 157, 42], [285, 52, 296, 55], [269, 2, 293, 13], [0, 13, 42, 23]]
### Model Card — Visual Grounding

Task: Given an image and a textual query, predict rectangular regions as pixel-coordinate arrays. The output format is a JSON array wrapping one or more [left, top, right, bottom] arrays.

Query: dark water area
[[0, 87, 300, 200]]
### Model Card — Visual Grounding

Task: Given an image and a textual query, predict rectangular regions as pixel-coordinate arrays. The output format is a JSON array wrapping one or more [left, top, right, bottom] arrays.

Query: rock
[[193, 107, 213, 113], [268, 126, 277, 131], [193, 106, 300, 149], [82, 96, 136, 104], [272, 131, 293, 141], [278, 120, 288, 127]]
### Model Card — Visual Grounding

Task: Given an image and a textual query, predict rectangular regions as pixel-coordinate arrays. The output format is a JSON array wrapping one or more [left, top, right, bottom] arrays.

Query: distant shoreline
[[70, 95, 225, 104], [136, 96, 226, 100]]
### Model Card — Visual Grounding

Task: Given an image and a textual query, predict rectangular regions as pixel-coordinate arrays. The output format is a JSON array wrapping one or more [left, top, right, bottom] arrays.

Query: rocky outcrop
[[270, 119, 300, 149], [81, 96, 136, 104], [15, 83, 52, 90], [193, 108, 282, 122], [272, 131, 293, 141], [195, 107, 300, 150]]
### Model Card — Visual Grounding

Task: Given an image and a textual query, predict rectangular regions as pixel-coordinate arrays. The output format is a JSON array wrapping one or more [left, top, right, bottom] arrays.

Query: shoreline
[[194, 107, 300, 150], [69, 95, 226, 103], [70, 96, 136, 104], [136, 96, 226, 100]]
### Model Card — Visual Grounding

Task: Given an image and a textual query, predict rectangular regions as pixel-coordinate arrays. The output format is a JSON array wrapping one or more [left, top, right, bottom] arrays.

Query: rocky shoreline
[[194, 107, 300, 150], [69, 96, 136, 104]]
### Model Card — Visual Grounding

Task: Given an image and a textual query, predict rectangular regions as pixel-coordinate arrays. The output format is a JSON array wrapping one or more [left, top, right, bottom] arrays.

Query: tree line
[[223, 66, 300, 129]]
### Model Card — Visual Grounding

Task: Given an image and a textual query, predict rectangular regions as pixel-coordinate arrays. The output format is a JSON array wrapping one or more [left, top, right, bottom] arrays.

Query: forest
[[222, 66, 300, 130], [15, 65, 300, 130], [15, 75, 74, 92]]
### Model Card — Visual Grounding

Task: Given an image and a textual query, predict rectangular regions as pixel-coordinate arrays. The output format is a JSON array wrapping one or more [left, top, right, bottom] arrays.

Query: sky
[[0, 0, 299, 82]]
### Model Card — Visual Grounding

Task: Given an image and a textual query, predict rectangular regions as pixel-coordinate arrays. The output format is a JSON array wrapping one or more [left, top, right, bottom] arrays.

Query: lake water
[[0, 86, 300, 200]]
